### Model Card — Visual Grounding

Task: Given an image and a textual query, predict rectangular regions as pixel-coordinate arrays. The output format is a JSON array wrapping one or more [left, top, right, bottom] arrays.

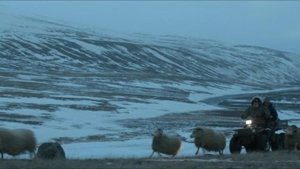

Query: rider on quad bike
[[241, 96, 271, 128], [230, 96, 272, 154]]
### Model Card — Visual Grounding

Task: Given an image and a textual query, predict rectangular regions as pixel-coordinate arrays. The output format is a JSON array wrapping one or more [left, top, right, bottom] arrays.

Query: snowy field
[[1, 80, 299, 159]]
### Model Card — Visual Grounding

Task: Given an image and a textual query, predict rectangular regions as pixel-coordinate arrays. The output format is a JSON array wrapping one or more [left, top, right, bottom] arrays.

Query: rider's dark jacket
[[263, 101, 278, 129], [264, 103, 278, 121], [241, 97, 270, 127]]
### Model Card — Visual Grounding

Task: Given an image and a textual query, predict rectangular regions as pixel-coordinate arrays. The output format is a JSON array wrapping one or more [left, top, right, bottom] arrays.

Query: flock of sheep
[[150, 125, 300, 157], [0, 125, 299, 159], [150, 127, 226, 157], [0, 127, 65, 159]]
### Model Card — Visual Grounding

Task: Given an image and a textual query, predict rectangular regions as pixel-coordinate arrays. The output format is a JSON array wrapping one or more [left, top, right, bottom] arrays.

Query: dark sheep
[[36, 142, 66, 160]]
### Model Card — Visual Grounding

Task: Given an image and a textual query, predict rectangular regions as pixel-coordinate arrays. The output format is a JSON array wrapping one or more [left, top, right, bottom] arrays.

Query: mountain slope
[[1, 13, 300, 86]]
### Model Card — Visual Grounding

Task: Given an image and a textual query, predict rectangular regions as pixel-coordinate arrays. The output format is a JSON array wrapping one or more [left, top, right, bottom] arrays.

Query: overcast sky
[[1, 1, 299, 53]]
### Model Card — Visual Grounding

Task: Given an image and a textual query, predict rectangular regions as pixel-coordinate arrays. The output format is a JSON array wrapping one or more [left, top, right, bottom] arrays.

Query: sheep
[[0, 127, 36, 159], [284, 125, 300, 150], [36, 142, 66, 160], [190, 127, 226, 155], [150, 128, 181, 158]]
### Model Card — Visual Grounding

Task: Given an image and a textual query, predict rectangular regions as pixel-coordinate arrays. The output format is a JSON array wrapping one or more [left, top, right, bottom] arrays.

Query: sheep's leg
[[219, 150, 223, 156], [1, 152, 3, 159], [149, 151, 155, 158], [158, 152, 162, 157], [202, 148, 206, 155], [195, 147, 200, 155]]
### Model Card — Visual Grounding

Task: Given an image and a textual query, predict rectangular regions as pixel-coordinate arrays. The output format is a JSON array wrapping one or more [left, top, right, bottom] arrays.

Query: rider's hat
[[251, 96, 262, 106]]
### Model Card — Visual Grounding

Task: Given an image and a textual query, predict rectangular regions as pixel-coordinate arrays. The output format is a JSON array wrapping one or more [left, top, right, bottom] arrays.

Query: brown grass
[[1, 152, 300, 169], [231, 151, 300, 162]]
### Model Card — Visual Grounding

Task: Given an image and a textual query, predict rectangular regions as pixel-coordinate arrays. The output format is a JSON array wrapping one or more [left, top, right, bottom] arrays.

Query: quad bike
[[229, 118, 288, 154]]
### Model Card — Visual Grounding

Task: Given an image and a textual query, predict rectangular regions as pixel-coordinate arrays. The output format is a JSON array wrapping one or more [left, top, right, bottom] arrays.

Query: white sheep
[[0, 127, 36, 159], [190, 127, 226, 155], [284, 125, 300, 150], [150, 128, 181, 157]]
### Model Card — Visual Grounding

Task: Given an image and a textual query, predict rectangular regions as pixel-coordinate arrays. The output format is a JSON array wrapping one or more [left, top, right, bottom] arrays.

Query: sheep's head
[[286, 125, 298, 135], [190, 127, 203, 138], [152, 128, 163, 137]]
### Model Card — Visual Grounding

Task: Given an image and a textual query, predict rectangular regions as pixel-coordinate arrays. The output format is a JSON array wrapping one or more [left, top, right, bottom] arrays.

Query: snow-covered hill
[[0, 12, 300, 159], [1, 13, 300, 86]]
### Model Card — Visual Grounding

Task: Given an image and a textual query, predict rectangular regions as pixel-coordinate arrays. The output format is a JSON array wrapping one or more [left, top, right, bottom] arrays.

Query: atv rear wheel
[[256, 134, 269, 152], [229, 135, 242, 154]]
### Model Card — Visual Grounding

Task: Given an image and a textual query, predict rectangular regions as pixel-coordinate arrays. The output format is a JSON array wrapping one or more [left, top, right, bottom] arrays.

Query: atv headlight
[[246, 120, 252, 125]]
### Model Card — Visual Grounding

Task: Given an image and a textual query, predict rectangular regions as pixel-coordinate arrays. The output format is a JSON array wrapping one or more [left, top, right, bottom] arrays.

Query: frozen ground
[[1, 78, 299, 159]]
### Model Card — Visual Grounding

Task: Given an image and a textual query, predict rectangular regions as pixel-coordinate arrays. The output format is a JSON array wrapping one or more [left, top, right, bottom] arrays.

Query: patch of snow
[[278, 110, 300, 120], [0, 97, 97, 106], [64, 138, 152, 159], [113, 99, 219, 119], [71, 39, 107, 55], [54, 82, 86, 88]]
